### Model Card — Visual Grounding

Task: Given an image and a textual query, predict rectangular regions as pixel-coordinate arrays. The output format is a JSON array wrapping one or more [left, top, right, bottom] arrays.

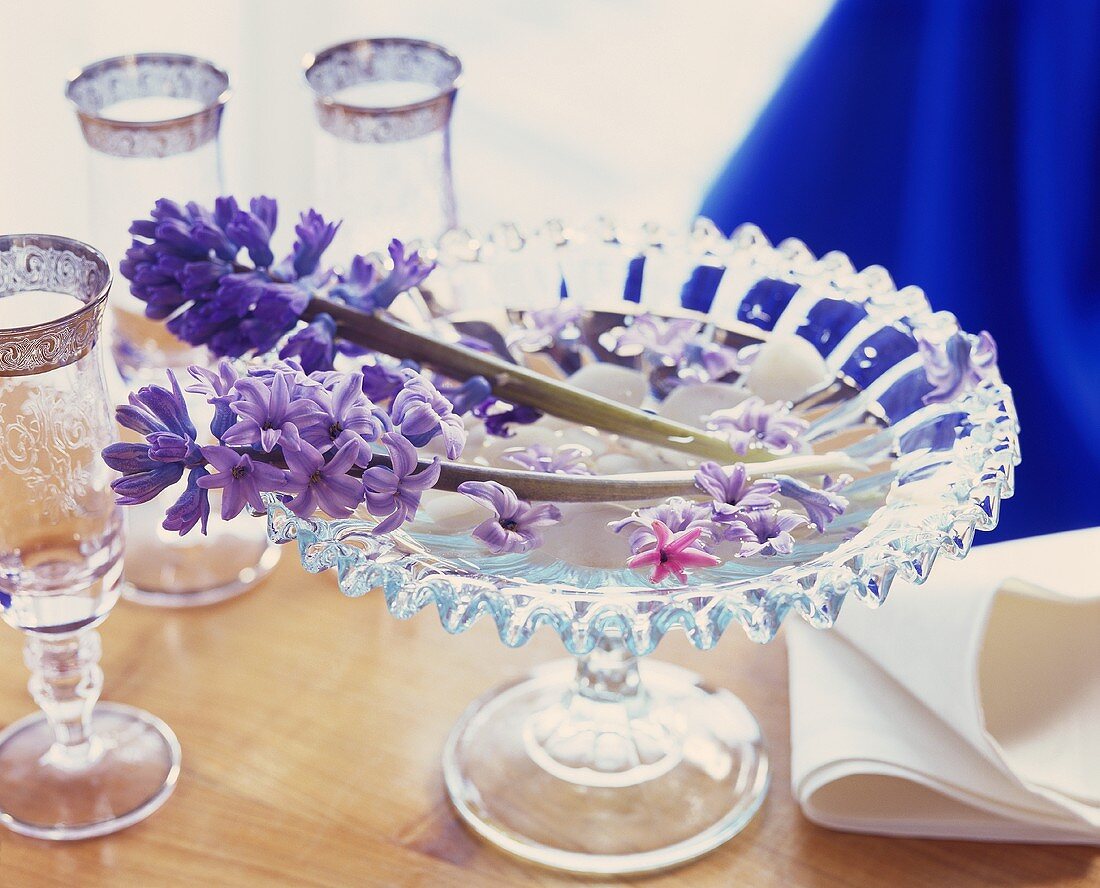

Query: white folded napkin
[[787, 527, 1100, 843]]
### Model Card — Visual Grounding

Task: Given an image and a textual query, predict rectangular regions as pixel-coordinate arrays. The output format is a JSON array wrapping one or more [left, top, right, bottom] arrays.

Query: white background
[[0, 0, 831, 243]]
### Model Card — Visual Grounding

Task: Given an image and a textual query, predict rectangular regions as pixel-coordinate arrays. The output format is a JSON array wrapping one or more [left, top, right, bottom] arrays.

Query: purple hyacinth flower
[[457, 480, 562, 555], [288, 210, 340, 278], [146, 432, 196, 463], [299, 372, 387, 463], [166, 291, 247, 355], [152, 217, 210, 260], [361, 432, 442, 533], [162, 467, 211, 536], [226, 197, 278, 269], [920, 330, 998, 404], [681, 340, 747, 383], [472, 397, 543, 437], [248, 362, 328, 423], [123, 198, 244, 326], [179, 258, 232, 298], [282, 440, 363, 519], [222, 370, 320, 452], [693, 461, 780, 521], [609, 496, 719, 554], [329, 254, 378, 306], [103, 445, 185, 505], [197, 445, 289, 520], [775, 474, 850, 531], [279, 312, 338, 374], [509, 302, 583, 351], [705, 396, 809, 455], [360, 360, 413, 402], [115, 369, 197, 441], [120, 242, 188, 320], [365, 240, 435, 309], [187, 360, 241, 439], [735, 509, 809, 558], [105, 370, 205, 505], [604, 314, 700, 362], [246, 357, 320, 391], [240, 281, 311, 353], [711, 515, 761, 547], [503, 443, 592, 475], [434, 375, 493, 416], [390, 375, 466, 459], [332, 241, 435, 311], [127, 199, 180, 238], [187, 201, 239, 261]]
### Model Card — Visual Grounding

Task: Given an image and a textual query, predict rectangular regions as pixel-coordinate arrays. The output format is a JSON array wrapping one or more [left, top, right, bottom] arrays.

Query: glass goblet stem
[[576, 634, 644, 705], [24, 629, 105, 765]]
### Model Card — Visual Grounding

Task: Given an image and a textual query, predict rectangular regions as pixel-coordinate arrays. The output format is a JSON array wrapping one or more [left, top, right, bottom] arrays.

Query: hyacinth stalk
[[238, 443, 860, 504], [300, 295, 753, 463]]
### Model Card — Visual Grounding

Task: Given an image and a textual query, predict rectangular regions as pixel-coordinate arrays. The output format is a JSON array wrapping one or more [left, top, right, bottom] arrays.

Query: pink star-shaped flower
[[627, 520, 722, 584]]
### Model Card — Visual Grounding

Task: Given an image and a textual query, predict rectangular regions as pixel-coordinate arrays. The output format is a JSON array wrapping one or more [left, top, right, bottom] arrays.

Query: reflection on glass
[[304, 37, 462, 254]]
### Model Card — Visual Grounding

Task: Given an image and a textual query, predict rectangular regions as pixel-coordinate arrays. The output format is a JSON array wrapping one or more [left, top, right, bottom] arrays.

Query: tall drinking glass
[[304, 37, 462, 255], [66, 52, 228, 381], [0, 235, 180, 839], [66, 54, 279, 608]]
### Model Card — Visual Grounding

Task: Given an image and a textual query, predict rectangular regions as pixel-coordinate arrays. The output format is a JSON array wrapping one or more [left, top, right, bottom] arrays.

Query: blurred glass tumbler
[[0, 235, 180, 840], [66, 54, 279, 608], [304, 37, 462, 254], [65, 52, 229, 383]]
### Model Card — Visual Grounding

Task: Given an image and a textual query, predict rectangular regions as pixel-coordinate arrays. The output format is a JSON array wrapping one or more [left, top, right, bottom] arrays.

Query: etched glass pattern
[[0, 238, 109, 376], [305, 38, 461, 143], [0, 234, 180, 841], [65, 53, 229, 159]]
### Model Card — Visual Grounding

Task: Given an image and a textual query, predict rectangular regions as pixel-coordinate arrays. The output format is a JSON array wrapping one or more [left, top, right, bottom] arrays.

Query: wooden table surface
[[0, 555, 1095, 887]]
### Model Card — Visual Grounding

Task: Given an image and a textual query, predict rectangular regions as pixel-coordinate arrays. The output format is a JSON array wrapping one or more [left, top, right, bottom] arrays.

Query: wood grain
[[0, 556, 1095, 887]]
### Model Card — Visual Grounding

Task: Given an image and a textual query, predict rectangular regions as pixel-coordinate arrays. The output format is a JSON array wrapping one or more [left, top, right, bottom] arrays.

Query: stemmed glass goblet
[[0, 234, 180, 839]]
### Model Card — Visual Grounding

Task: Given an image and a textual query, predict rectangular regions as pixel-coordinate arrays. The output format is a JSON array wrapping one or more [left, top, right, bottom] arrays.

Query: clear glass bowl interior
[[267, 220, 1019, 652]]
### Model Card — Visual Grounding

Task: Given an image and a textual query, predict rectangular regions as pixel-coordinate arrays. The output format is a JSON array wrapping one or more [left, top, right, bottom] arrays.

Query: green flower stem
[[302, 295, 769, 464], [246, 447, 861, 504], [426, 452, 863, 502]]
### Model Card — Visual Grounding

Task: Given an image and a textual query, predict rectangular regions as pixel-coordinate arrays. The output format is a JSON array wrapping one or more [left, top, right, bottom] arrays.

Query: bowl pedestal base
[[443, 643, 769, 876]]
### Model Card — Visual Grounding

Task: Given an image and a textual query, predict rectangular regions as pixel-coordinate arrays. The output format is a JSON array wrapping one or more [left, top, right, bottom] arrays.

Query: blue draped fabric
[[701, 0, 1100, 541]]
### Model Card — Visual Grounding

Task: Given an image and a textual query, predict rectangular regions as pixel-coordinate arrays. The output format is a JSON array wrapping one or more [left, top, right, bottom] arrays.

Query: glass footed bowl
[[265, 219, 1019, 876]]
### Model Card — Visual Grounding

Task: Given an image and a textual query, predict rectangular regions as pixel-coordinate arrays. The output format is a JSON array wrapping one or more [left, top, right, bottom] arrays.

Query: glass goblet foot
[[443, 653, 769, 876], [0, 702, 180, 840]]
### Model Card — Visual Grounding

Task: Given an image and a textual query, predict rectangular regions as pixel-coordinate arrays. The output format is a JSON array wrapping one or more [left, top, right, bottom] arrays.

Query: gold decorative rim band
[[303, 37, 462, 143], [0, 235, 112, 377], [65, 52, 231, 159]]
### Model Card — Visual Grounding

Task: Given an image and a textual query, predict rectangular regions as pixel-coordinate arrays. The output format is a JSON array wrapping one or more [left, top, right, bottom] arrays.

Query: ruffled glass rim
[[265, 219, 1020, 653]]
